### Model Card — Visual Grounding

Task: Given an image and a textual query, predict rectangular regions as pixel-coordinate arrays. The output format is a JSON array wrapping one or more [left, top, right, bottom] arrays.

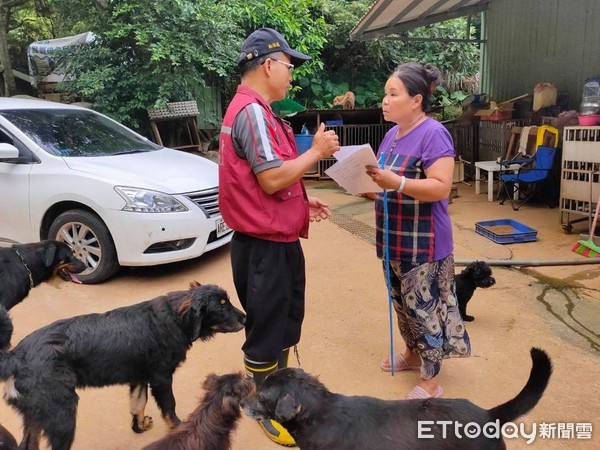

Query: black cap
[[237, 28, 311, 68]]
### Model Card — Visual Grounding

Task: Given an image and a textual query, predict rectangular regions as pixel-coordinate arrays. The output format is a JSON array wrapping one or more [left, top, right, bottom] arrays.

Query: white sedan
[[0, 98, 232, 283]]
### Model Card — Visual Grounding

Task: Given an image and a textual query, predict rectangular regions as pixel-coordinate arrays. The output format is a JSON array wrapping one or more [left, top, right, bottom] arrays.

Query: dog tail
[[0, 306, 17, 379], [488, 348, 552, 425]]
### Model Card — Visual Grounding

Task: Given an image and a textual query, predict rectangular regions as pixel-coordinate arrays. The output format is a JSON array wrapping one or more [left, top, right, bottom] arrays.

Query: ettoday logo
[[418, 420, 593, 444]]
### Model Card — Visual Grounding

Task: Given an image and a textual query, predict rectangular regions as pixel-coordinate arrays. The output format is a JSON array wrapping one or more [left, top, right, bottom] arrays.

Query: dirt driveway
[[1, 181, 599, 449]]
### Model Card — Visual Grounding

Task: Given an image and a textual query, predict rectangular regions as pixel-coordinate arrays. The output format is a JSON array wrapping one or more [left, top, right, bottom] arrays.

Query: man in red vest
[[219, 27, 339, 446]]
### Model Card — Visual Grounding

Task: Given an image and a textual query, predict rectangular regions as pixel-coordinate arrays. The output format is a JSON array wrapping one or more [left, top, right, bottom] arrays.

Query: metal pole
[[455, 259, 600, 267]]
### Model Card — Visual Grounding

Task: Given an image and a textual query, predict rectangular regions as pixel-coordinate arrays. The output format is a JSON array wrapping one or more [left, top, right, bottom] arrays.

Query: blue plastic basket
[[475, 219, 538, 244], [294, 135, 313, 155]]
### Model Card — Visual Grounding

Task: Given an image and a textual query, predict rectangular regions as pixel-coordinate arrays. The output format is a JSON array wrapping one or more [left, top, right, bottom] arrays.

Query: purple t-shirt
[[375, 118, 455, 263]]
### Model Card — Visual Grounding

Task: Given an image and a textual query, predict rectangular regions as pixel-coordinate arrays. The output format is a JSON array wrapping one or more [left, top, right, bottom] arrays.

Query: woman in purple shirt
[[366, 62, 471, 399]]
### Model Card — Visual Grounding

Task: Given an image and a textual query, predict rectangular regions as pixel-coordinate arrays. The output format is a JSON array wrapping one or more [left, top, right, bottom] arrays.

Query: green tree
[[0, 0, 32, 96], [56, 0, 242, 128], [221, 0, 328, 101], [294, 0, 480, 110], [54, 0, 328, 130], [294, 0, 391, 108], [4, 0, 479, 123]]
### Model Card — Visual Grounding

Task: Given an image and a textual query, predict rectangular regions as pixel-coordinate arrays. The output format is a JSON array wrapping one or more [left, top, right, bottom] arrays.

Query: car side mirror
[[0, 143, 19, 160]]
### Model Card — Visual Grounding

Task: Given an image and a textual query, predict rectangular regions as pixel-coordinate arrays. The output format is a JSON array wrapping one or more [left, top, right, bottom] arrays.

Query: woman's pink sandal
[[379, 354, 421, 372], [404, 385, 444, 399]]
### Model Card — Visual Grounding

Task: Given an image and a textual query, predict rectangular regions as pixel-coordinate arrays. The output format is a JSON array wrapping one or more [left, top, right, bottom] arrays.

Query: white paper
[[332, 145, 368, 161], [324, 144, 383, 195]]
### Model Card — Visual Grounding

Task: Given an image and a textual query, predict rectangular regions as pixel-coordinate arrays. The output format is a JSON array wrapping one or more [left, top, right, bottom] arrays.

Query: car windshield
[[0, 108, 162, 157]]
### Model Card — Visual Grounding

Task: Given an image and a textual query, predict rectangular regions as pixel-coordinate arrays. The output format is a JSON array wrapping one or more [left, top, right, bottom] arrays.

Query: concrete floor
[[1, 180, 599, 449]]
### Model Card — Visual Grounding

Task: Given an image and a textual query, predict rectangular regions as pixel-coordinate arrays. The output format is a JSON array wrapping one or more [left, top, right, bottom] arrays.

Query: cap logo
[[268, 42, 281, 49], [246, 49, 259, 61]]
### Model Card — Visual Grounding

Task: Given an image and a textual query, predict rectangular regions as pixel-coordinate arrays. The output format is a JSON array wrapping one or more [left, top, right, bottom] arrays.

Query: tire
[[48, 210, 120, 284]]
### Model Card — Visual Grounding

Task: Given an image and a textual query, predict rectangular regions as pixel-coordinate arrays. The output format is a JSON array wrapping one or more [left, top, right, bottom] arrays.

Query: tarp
[[27, 32, 95, 88], [271, 98, 306, 117]]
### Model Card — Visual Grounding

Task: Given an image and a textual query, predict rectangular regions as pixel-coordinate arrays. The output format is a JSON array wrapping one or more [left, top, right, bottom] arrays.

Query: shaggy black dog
[[0, 282, 245, 450], [456, 261, 496, 322], [143, 372, 254, 450], [242, 349, 552, 450], [0, 240, 86, 311]]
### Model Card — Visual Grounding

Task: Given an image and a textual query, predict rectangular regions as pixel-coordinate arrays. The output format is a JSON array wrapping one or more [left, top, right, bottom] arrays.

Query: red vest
[[219, 86, 309, 242]]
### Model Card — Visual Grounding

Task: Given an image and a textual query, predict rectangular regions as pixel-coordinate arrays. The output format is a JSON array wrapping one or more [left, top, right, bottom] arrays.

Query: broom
[[572, 191, 600, 257]]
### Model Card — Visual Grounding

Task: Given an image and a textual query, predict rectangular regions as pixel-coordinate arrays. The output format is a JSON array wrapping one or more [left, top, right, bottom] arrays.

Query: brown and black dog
[[0, 282, 246, 450], [0, 240, 86, 311], [242, 348, 552, 450], [143, 372, 254, 450]]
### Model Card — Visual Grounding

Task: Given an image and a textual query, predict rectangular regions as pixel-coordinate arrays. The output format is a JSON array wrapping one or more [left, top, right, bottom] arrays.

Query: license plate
[[216, 217, 231, 238]]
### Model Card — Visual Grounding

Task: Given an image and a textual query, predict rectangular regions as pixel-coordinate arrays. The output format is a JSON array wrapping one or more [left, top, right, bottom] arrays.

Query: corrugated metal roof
[[350, 0, 491, 40]]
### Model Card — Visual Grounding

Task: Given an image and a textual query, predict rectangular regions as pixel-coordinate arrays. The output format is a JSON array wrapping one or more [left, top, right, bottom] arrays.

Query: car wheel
[[48, 209, 120, 284]]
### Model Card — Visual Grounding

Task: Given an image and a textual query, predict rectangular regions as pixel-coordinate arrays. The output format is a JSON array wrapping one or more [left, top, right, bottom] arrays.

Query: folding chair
[[499, 146, 558, 210]]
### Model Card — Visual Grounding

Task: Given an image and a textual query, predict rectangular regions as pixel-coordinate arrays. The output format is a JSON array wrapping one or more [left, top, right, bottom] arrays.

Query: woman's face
[[382, 76, 422, 124]]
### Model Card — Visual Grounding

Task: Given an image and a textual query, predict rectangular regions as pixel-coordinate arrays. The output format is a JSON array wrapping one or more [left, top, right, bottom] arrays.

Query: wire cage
[[477, 119, 526, 162], [319, 123, 394, 179], [443, 120, 478, 180]]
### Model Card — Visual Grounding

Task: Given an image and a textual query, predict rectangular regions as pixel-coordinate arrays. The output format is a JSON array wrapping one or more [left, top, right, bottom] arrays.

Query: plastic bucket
[[294, 134, 313, 155], [294, 134, 317, 174]]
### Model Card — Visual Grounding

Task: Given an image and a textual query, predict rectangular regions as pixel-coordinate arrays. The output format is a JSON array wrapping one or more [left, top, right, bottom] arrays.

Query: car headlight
[[114, 186, 188, 213]]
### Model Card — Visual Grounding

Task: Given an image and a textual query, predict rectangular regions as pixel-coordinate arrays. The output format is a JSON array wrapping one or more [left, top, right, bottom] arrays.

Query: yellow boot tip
[[258, 419, 297, 447]]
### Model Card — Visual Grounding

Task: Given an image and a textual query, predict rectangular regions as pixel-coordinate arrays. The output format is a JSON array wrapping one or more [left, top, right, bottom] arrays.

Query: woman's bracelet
[[397, 175, 406, 193]]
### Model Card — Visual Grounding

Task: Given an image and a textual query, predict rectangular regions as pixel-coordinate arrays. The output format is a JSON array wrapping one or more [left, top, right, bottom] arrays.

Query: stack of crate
[[559, 126, 600, 233]]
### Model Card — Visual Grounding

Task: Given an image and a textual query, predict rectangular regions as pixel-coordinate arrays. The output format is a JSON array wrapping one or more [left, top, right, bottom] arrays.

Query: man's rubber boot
[[244, 356, 296, 447], [278, 347, 290, 369]]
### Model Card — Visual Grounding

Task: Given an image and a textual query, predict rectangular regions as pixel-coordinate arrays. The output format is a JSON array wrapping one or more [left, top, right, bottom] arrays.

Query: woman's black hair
[[391, 62, 441, 111]]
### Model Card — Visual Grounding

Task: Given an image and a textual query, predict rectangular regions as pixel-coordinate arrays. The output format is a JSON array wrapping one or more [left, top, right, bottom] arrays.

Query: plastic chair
[[499, 146, 558, 210]]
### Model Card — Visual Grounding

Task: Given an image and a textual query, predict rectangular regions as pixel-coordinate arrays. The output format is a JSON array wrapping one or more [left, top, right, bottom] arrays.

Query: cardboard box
[[475, 101, 514, 121], [474, 95, 529, 121]]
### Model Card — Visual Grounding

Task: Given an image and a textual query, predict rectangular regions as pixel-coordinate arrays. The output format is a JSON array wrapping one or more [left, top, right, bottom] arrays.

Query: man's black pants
[[231, 232, 306, 362]]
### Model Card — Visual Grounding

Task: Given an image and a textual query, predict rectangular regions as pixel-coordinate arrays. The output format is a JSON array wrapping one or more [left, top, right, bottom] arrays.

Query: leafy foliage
[[54, 0, 330, 129], [292, 1, 480, 111], [392, 17, 481, 93], [5, 0, 480, 125], [56, 0, 242, 128], [221, 0, 328, 100]]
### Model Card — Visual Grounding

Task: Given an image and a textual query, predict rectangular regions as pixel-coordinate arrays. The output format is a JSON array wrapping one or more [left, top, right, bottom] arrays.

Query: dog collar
[[14, 247, 35, 289]]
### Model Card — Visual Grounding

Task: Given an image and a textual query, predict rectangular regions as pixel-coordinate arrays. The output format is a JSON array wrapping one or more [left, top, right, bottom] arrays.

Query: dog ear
[[191, 319, 204, 341], [274, 393, 301, 422], [39, 243, 58, 267], [202, 373, 219, 390], [189, 289, 210, 340]]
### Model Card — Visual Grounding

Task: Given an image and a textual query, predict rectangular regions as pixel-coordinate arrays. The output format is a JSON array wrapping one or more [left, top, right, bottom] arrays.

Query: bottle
[[580, 77, 600, 116]]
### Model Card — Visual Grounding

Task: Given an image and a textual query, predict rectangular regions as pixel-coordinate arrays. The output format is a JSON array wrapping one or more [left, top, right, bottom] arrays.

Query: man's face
[[265, 53, 294, 101]]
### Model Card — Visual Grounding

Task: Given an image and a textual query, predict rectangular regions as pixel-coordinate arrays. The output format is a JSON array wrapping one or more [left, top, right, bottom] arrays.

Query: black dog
[[0, 240, 86, 311], [242, 348, 552, 450], [456, 261, 496, 321], [0, 282, 246, 450], [143, 372, 254, 450]]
